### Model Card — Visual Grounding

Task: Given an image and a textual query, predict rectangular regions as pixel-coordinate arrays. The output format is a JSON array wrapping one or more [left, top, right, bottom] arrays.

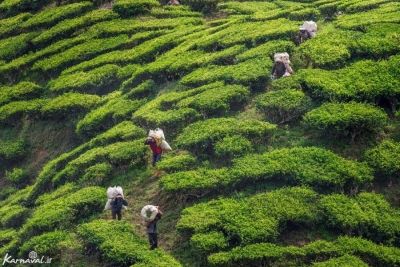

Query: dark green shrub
[[19, 2, 93, 30], [217, 1, 278, 15], [231, 146, 373, 192], [18, 230, 68, 258], [0, 204, 30, 228], [32, 9, 119, 47], [0, 229, 16, 246], [177, 187, 319, 246], [0, 187, 18, 201], [157, 152, 197, 173], [21, 187, 105, 238], [5, 168, 29, 188], [0, 82, 43, 106], [175, 117, 276, 153], [235, 40, 295, 63], [150, 5, 202, 18], [48, 64, 121, 93], [0, 139, 26, 162], [40, 92, 100, 119], [0, 32, 38, 61], [79, 163, 112, 186], [319, 192, 400, 243], [112, 0, 160, 17], [214, 135, 253, 158], [34, 183, 78, 206], [0, 13, 32, 37], [303, 102, 388, 142], [0, 0, 53, 19], [255, 89, 312, 124], [312, 254, 368, 267], [191, 232, 229, 252], [0, 99, 47, 125], [364, 140, 400, 178], [78, 219, 182, 266]]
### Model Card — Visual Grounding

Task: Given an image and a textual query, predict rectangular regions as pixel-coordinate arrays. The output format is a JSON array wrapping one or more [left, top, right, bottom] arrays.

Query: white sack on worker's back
[[154, 128, 165, 140], [105, 186, 127, 210], [160, 140, 172, 151], [141, 205, 159, 225], [274, 52, 290, 64], [107, 186, 124, 199], [302, 21, 317, 34]]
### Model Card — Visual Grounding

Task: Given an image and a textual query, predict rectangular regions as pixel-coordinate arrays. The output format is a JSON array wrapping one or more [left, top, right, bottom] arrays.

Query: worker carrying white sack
[[141, 205, 162, 225], [270, 52, 293, 80], [298, 21, 317, 44], [104, 186, 128, 220], [145, 128, 172, 176]]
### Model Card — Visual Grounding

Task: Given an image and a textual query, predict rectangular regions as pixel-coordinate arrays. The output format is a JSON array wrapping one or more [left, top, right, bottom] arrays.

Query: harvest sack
[[301, 21, 317, 36], [104, 186, 127, 210], [274, 52, 290, 64], [160, 140, 172, 151], [141, 205, 159, 225], [149, 128, 172, 150]]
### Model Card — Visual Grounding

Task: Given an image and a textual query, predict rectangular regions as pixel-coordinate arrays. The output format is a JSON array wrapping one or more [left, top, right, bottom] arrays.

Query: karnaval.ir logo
[[2, 251, 52, 265]]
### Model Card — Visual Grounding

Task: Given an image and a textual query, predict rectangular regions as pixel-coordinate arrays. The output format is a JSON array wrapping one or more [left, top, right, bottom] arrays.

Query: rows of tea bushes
[[0, 0, 399, 266], [207, 236, 400, 266], [78, 219, 182, 266], [160, 146, 373, 196]]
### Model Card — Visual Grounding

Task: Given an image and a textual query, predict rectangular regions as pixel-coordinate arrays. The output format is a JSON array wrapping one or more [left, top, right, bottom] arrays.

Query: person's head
[[146, 136, 155, 143], [299, 26, 306, 32], [116, 194, 123, 200]]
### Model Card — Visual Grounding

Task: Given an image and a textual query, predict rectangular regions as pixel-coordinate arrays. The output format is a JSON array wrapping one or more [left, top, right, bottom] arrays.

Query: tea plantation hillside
[[0, 0, 400, 266]]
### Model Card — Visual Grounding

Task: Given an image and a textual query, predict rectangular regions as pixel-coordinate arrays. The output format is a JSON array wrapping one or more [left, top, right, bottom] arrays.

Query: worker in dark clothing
[[110, 194, 128, 220], [146, 207, 163, 250], [144, 136, 163, 176], [270, 61, 287, 79]]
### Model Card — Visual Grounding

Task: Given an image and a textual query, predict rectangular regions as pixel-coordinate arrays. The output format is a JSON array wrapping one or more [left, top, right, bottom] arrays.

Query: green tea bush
[[160, 167, 231, 194], [190, 231, 229, 252], [0, 0, 52, 18], [319, 192, 400, 243], [112, 0, 160, 17], [288, 7, 321, 21], [180, 57, 271, 89], [150, 6, 202, 18], [79, 163, 112, 186], [176, 84, 249, 117], [132, 88, 201, 132], [231, 147, 373, 191], [0, 82, 43, 106], [255, 89, 312, 124], [32, 34, 130, 73], [364, 140, 400, 178], [21, 186, 105, 238], [0, 35, 87, 78], [0, 32, 38, 61], [40, 92, 100, 119], [195, 19, 297, 51], [0, 99, 47, 125], [0, 204, 30, 228], [208, 236, 400, 266], [312, 254, 368, 267], [177, 187, 319, 246], [5, 168, 29, 188], [0, 187, 17, 201], [235, 40, 295, 63], [18, 230, 68, 257], [345, 0, 390, 14], [76, 98, 145, 138], [32, 9, 119, 47], [0, 13, 32, 38], [214, 135, 253, 158], [175, 117, 276, 153], [78, 219, 182, 266], [34, 183, 78, 206], [0, 139, 26, 162], [298, 56, 400, 103], [157, 152, 197, 173], [48, 64, 121, 93], [334, 2, 400, 30], [217, 1, 279, 15], [0, 229, 16, 246], [20, 2, 93, 30], [0, 186, 32, 208], [295, 29, 361, 68], [303, 102, 388, 141], [356, 23, 400, 58], [85, 17, 202, 36], [124, 79, 156, 99]]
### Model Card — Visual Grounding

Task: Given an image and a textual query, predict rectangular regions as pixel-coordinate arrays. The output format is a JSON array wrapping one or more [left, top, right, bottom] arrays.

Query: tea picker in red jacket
[[144, 135, 163, 176]]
